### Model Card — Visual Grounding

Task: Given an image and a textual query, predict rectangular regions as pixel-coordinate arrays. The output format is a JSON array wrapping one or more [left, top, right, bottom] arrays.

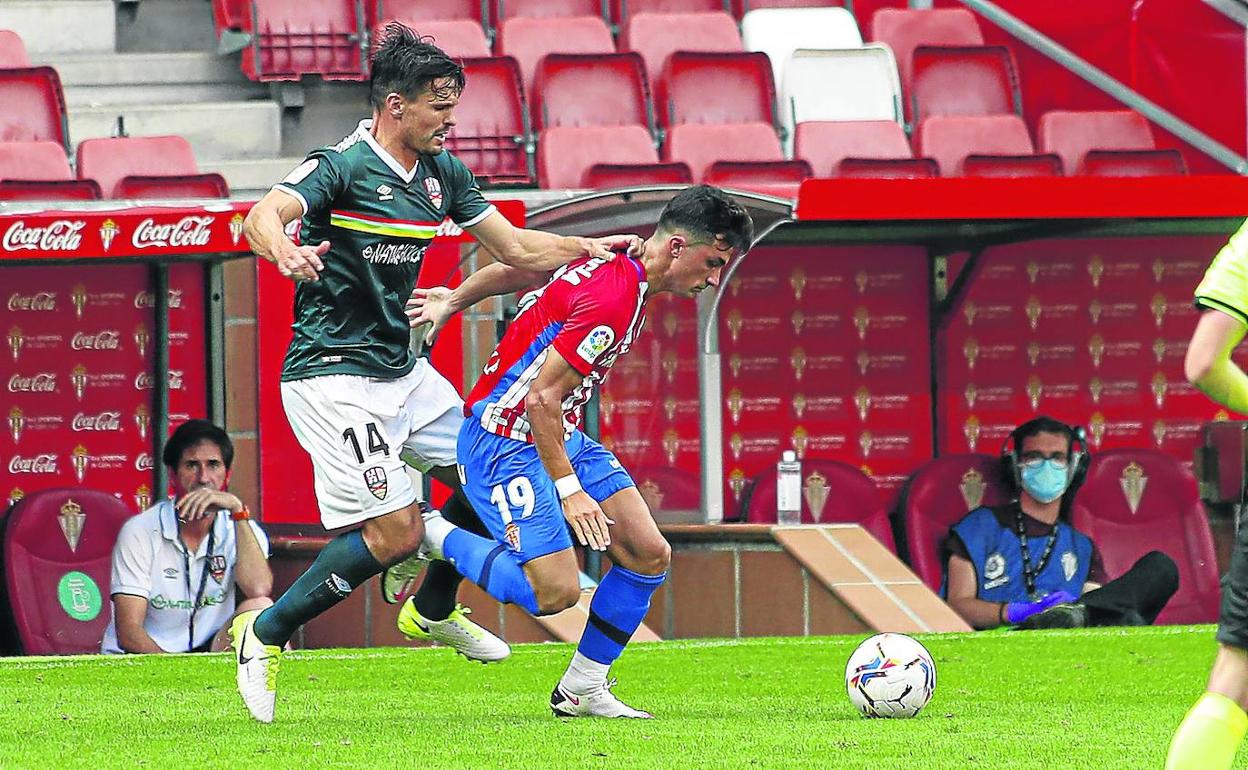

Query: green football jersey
[[275, 119, 494, 381]]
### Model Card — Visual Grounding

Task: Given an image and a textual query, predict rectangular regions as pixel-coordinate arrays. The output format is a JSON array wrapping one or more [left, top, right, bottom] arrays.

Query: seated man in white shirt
[[102, 420, 274, 654]]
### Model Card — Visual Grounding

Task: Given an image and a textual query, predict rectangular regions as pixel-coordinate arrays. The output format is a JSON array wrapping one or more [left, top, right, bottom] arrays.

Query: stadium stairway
[[2, 0, 307, 196]]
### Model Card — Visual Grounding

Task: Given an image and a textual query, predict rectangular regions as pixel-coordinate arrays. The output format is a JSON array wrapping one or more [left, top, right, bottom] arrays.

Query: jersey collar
[[158, 498, 227, 557], [357, 119, 420, 184]]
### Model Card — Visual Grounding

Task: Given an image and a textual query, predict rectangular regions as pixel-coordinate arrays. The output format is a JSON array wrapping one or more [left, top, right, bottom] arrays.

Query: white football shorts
[[280, 357, 464, 530]]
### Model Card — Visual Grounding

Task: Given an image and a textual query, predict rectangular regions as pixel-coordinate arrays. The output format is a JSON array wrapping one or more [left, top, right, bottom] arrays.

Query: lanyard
[[1014, 506, 1059, 601], [179, 524, 217, 653]]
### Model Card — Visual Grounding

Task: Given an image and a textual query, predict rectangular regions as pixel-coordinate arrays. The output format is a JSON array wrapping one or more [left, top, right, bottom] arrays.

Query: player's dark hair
[[1012, 416, 1075, 448], [162, 419, 234, 470], [658, 185, 754, 256], [369, 22, 466, 109]]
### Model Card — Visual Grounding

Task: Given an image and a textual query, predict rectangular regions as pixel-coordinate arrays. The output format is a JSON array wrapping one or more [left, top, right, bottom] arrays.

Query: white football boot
[[550, 679, 653, 719], [230, 609, 283, 723]]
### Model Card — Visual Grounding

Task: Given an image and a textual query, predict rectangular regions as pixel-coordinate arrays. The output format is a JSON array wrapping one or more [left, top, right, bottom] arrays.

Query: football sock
[[413, 495, 482, 621], [573, 566, 666, 669], [560, 652, 611, 693], [442, 527, 539, 615], [1165, 692, 1248, 770], [253, 529, 382, 646]]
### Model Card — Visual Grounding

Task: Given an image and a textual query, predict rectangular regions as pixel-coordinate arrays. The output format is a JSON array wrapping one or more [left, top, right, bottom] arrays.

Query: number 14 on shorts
[[342, 422, 391, 464]]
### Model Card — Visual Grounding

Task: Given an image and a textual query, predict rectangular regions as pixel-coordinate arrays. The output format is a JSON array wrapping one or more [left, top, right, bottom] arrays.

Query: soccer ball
[[844, 632, 936, 718]]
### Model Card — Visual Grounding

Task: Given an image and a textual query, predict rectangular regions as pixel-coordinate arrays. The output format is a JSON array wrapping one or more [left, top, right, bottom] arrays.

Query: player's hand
[[406, 286, 455, 344], [561, 491, 615, 552], [176, 488, 243, 522], [583, 234, 642, 261], [275, 240, 329, 282]]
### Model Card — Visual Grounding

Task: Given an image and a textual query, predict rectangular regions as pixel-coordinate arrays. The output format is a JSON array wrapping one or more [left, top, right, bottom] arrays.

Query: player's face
[[672, 238, 733, 298], [173, 439, 228, 498], [402, 77, 460, 155]]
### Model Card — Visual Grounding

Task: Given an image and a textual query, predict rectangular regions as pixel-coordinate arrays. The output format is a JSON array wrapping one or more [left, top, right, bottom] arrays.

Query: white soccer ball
[[844, 632, 937, 718]]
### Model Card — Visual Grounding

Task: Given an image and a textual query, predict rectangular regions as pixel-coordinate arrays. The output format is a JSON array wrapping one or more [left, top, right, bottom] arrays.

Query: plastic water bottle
[[776, 450, 802, 525]]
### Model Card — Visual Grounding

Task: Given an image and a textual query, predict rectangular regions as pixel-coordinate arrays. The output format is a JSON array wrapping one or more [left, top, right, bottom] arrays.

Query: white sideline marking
[[817, 527, 932, 633]]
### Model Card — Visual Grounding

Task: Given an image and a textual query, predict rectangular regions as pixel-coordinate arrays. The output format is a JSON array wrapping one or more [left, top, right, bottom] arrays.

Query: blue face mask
[[1020, 459, 1069, 504]]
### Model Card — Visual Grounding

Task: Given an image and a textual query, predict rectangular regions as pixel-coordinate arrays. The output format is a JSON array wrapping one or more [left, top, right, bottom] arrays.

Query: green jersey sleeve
[[273, 150, 350, 217], [1195, 218, 1248, 326], [442, 152, 495, 227]]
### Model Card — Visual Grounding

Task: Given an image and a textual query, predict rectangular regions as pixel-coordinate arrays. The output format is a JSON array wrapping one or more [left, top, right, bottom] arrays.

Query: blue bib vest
[[949, 505, 1093, 603]]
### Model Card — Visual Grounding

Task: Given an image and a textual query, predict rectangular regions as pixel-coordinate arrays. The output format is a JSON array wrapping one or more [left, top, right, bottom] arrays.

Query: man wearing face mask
[[943, 416, 1178, 630]]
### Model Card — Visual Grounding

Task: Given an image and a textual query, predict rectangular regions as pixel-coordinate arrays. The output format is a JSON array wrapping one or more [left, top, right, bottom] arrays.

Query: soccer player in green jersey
[[229, 23, 637, 722], [1167, 221, 1248, 768]]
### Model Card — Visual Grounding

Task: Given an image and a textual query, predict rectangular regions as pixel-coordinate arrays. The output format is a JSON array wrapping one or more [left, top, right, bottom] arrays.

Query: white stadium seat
[[780, 45, 902, 153], [741, 6, 862, 96]]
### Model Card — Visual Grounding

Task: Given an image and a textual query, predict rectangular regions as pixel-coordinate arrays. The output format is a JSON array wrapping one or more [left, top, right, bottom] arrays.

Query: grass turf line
[[0, 625, 1234, 769]]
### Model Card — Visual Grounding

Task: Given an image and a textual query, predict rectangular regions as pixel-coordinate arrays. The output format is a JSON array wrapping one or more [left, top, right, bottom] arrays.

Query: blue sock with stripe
[[577, 565, 666, 665], [442, 528, 539, 615]]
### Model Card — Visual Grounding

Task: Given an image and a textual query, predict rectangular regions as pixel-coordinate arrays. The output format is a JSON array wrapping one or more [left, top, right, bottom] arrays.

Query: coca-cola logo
[[135, 453, 154, 471], [8, 454, 58, 473], [71, 411, 122, 431], [6, 292, 56, 311], [7, 373, 56, 392], [134, 371, 184, 390], [70, 331, 121, 350], [133, 289, 185, 309], [131, 216, 212, 249], [2, 220, 85, 252]]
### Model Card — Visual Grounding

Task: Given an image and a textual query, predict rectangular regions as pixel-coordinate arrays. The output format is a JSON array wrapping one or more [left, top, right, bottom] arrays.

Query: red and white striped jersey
[[466, 255, 649, 442]]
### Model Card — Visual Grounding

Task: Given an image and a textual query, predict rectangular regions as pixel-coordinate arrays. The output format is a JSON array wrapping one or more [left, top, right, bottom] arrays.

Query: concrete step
[[43, 52, 265, 107], [69, 101, 282, 159], [202, 157, 306, 197], [0, 1, 115, 55]]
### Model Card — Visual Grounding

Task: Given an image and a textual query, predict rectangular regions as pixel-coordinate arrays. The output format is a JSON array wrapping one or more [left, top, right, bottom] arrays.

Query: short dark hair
[[1013, 416, 1075, 450], [657, 185, 754, 256], [162, 419, 233, 470], [369, 22, 466, 109]]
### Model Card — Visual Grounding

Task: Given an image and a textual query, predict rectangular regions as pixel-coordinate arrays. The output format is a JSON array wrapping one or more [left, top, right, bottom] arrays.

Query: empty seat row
[[0, 137, 229, 202]]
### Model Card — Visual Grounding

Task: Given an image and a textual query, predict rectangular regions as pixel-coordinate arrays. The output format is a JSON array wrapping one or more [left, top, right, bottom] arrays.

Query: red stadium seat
[[1071, 448, 1220, 625], [0, 180, 102, 201], [1079, 148, 1187, 177], [793, 120, 911, 177], [497, 0, 606, 21], [376, 18, 489, 58], [613, 0, 727, 26], [76, 135, 201, 199], [531, 53, 651, 131], [836, 157, 939, 178], [913, 114, 1033, 177], [242, 0, 367, 82], [447, 57, 532, 185], [0, 29, 30, 67], [582, 161, 693, 187], [869, 7, 983, 91], [910, 46, 1021, 124], [657, 51, 777, 127], [538, 124, 658, 188], [0, 140, 73, 181], [663, 121, 782, 181], [495, 15, 615, 100], [961, 153, 1063, 178], [703, 159, 811, 197], [212, 0, 250, 29], [743, 459, 897, 552], [115, 173, 231, 199], [0, 67, 69, 150], [1037, 110, 1157, 176], [620, 11, 742, 86], [371, 0, 487, 23], [1, 489, 134, 655], [899, 454, 1010, 592]]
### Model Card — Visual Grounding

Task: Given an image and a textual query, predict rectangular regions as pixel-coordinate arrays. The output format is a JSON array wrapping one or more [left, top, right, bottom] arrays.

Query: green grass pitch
[[0, 625, 1233, 769]]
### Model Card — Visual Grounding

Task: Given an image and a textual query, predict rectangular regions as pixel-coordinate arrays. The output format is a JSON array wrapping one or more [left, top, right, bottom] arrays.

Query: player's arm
[[406, 262, 546, 343], [232, 519, 273, 600], [526, 350, 614, 552], [945, 555, 1008, 630], [1185, 308, 1248, 412], [242, 188, 331, 282], [112, 594, 166, 654], [467, 210, 639, 271]]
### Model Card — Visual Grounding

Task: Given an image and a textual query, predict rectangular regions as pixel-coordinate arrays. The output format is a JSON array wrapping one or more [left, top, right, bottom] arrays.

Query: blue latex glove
[[1005, 590, 1078, 625]]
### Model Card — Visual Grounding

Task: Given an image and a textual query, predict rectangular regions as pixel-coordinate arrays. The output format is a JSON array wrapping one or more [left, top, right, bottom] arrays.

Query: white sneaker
[[379, 552, 428, 604], [397, 598, 511, 663], [230, 609, 283, 723], [549, 679, 653, 719]]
